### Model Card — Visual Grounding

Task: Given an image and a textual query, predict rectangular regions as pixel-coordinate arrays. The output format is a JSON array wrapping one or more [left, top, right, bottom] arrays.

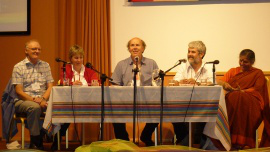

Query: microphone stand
[[86, 64, 113, 141], [132, 61, 139, 143], [157, 61, 184, 145], [212, 64, 216, 85], [63, 62, 67, 86]]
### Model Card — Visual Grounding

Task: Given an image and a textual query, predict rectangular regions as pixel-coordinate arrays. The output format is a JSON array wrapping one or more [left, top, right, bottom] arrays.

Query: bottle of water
[[152, 69, 161, 86]]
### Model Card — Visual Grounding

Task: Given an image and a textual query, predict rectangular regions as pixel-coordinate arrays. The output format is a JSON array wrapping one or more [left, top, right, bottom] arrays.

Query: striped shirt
[[12, 57, 54, 97]]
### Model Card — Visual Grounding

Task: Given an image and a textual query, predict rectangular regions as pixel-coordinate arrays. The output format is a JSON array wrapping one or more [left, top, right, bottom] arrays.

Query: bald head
[[127, 37, 146, 50]]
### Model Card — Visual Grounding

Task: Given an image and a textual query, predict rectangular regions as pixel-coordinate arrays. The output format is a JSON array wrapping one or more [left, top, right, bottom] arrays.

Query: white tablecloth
[[43, 85, 231, 151]]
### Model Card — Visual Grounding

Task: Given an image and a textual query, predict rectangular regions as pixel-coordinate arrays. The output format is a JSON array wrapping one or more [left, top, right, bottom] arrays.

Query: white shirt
[[173, 61, 214, 83], [71, 65, 88, 86]]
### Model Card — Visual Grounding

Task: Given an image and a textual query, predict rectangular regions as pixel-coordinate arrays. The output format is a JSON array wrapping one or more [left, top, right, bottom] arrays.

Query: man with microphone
[[172, 41, 215, 148], [111, 37, 159, 146], [174, 41, 213, 85]]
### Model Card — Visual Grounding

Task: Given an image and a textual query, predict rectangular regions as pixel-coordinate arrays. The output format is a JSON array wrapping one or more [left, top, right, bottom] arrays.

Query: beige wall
[[111, 0, 270, 72]]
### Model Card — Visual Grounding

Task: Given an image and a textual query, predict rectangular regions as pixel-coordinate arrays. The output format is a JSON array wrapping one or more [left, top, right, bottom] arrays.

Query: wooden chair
[[256, 76, 269, 148], [9, 112, 69, 150], [9, 112, 45, 149], [56, 127, 69, 150]]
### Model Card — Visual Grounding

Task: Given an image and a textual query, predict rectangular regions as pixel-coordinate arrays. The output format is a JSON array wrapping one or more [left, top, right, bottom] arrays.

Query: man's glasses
[[27, 47, 42, 51]]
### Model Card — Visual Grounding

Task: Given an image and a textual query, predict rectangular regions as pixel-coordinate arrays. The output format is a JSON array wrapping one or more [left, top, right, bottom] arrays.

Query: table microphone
[[206, 60, 219, 64], [179, 59, 187, 63], [55, 58, 70, 64], [85, 62, 92, 69]]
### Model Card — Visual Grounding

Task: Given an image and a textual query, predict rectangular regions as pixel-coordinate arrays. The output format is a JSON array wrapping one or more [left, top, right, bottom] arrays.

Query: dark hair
[[240, 49, 255, 64]]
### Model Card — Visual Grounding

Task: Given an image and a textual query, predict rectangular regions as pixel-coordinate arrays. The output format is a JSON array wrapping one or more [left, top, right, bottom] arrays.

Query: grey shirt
[[111, 56, 159, 86]]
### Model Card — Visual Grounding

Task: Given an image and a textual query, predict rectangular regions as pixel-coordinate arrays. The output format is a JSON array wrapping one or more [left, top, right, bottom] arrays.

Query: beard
[[188, 57, 200, 65]]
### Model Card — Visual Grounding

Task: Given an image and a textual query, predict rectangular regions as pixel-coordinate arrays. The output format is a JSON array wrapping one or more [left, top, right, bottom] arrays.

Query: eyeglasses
[[27, 47, 42, 51]]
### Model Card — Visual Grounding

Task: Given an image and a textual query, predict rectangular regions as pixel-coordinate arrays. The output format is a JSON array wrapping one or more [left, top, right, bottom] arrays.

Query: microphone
[[85, 62, 114, 82], [206, 60, 219, 64], [134, 56, 139, 63], [178, 59, 187, 63], [85, 62, 92, 69], [55, 58, 70, 64], [133, 56, 140, 73]]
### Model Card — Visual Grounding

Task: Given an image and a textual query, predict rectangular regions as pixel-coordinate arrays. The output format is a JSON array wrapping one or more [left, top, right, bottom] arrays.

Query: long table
[[43, 86, 231, 151]]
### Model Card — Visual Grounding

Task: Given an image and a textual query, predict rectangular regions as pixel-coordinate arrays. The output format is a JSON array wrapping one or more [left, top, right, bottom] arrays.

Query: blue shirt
[[112, 56, 159, 86]]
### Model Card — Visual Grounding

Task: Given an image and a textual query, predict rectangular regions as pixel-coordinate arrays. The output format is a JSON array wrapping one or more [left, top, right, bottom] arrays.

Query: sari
[[222, 67, 270, 148]]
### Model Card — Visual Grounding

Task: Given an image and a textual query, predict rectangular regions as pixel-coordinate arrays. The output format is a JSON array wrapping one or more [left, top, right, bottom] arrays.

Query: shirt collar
[[23, 57, 41, 66], [187, 61, 207, 71], [72, 64, 85, 75], [129, 56, 146, 65]]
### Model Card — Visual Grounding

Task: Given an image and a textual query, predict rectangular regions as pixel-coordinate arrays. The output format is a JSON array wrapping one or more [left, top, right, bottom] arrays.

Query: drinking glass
[[152, 69, 161, 86], [168, 79, 175, 86], [200, 79, 207, 86]]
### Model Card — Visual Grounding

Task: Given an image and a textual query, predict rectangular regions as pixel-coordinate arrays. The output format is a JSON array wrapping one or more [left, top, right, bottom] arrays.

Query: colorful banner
[[129, 0, 198, 2]]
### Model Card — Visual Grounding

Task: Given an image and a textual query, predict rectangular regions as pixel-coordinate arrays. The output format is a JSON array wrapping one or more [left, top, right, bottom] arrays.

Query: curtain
[[57, 0, 111, 80], [57, 0, 112, 142]]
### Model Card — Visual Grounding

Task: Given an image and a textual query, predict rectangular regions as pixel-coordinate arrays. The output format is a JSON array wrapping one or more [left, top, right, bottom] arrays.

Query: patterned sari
[[222, 67, 270, 148]]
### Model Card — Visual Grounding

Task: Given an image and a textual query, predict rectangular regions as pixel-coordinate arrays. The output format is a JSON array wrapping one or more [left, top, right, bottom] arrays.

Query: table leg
[[189, 122, 192, 148], [57, 132, 60, 150], [66, 128, 68, 149], [154, 127, 158, 146], [82, 123, 85, 145]]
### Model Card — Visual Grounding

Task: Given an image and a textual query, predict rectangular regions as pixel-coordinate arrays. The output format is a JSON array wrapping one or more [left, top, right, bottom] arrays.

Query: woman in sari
[[218, 49, 270, 150]]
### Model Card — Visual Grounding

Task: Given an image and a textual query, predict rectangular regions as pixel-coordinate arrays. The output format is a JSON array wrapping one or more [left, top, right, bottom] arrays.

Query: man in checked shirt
[[12, 39, 54, 150]]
